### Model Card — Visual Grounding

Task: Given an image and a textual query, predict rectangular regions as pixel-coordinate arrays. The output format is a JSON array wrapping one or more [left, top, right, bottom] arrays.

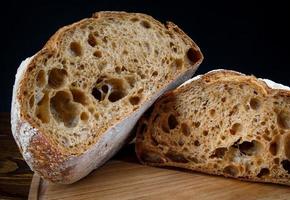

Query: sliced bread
[[11, 11, 203, 183], [136, 69, 290, 185]]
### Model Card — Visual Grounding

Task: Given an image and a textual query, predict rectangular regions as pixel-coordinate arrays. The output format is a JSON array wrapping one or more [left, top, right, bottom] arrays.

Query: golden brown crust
[[136, 69, 290, 186]]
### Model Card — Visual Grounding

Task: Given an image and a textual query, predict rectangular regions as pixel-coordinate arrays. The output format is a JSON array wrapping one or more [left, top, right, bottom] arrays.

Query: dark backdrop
[[1, 0, 289, 112]]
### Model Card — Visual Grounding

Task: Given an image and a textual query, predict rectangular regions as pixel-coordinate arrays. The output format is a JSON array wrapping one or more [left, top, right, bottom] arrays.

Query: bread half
[[11, 11, 203, 183], [136, 69, 290, 185]]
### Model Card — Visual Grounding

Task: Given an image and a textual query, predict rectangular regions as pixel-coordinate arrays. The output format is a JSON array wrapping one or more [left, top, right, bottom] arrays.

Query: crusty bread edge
[[179, 69, 290, 92], [11, 11, 203, 183], [136, 69, 290, 186]]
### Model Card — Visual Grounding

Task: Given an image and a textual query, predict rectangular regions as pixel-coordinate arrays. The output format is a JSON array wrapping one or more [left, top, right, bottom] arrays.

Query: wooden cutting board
[[28, 146, 290, 200]]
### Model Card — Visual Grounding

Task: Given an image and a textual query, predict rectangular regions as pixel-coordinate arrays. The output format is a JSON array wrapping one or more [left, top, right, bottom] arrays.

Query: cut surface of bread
[[136, 69, 290, 185], [11, 11, 203, 183]]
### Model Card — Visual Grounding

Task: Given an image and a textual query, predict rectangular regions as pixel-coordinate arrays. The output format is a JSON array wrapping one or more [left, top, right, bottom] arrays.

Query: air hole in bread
[[101, 85, 109, 93], [93, 77, 127, 103], [250, 98, 261, 110], [209, 109, 215, 116], [70, 42, 82, 56], [86, 24, 94, 31], [102, 36, 108, 43], [93, 50, 102, 58], [36, 70, 46, 87], [168, 114, 178, 129], [23, 91, 28, 96], [108, 91, 126, 102], [140, 151, 166, 163], [193, 121, 200, 128], [140, 20, 151, 29], [161, 117, 170, 133], [284, 134, 290, 160], [169, 42, 178, 53], [273, 158, 279, 165], [238, 140, 262, 156], [80, 112, 89, 121], [29, 95, 35, 108], [129, 96, 141, 105], [223, 165, 239, 177], [262, 133, 271, 141], [130, 17, 139, 22], [88, 33, 97, 47], [50, 91, 80, 128], [92, 88, 103, 101], [209, 147, 227, 159], [181, 123, 190, 136], [154, 49, 159, 56], [194, 140, 200, 146], [122, 50, 129, 55], [35, 93, 50, 123], [48, 68, 68, 89], [27, 65, 35, 72], [171, 58, 183, 70], [277, 111, 290, 129], [137, 71, 146, 79], [115, 67, 121, 74], [186, 48, 200, 63], [230, 123, 242, 135], [165, 150, 188, 163], [71, 89, 89, 105], [257, 168, 270, 178], [281, 160, 290, 174], [178, 138, 185, 146], [269, 141, 278, 156], [152, 71, 158, 77], [229, 105, 238, 116], [203, 130, 209, 136]]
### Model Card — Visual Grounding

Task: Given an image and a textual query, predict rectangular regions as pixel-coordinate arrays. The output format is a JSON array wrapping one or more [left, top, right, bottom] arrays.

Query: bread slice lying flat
[[136, 69, 290, 185], [11, 11, 203, 183]]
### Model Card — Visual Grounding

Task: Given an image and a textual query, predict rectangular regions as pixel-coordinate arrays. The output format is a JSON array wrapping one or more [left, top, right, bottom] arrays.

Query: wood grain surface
[[29, 157, 290, 200], [0, 113, 33, 200]]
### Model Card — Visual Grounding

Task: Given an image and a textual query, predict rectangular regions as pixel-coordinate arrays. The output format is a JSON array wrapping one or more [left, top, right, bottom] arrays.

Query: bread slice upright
[[136, 69, 290, 185], [11, 11, 203, 183]]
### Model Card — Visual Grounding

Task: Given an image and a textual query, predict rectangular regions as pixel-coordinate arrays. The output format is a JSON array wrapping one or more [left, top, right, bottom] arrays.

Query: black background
[[1, 0, 289, 112]]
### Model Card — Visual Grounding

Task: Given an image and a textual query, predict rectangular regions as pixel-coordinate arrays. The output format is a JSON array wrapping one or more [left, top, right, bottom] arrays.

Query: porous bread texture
[[136, 70, 290, 185], [11, 11, 203, 183]]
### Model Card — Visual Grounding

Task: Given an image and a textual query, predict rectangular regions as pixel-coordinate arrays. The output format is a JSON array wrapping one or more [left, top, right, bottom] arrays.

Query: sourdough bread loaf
[[11, 11, 203, 183], [136, 69, 290, 185]]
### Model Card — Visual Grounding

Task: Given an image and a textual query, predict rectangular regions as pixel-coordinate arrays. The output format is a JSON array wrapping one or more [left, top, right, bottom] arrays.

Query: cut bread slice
[[11, 11, 203, 183], [136, 69, 290, 185]]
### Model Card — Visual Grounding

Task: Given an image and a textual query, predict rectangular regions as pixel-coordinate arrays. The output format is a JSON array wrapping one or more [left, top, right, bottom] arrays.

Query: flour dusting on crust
[[11, 56, 36, 169], [260, 78, 290, 91], [179, 69, 243, 88]]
